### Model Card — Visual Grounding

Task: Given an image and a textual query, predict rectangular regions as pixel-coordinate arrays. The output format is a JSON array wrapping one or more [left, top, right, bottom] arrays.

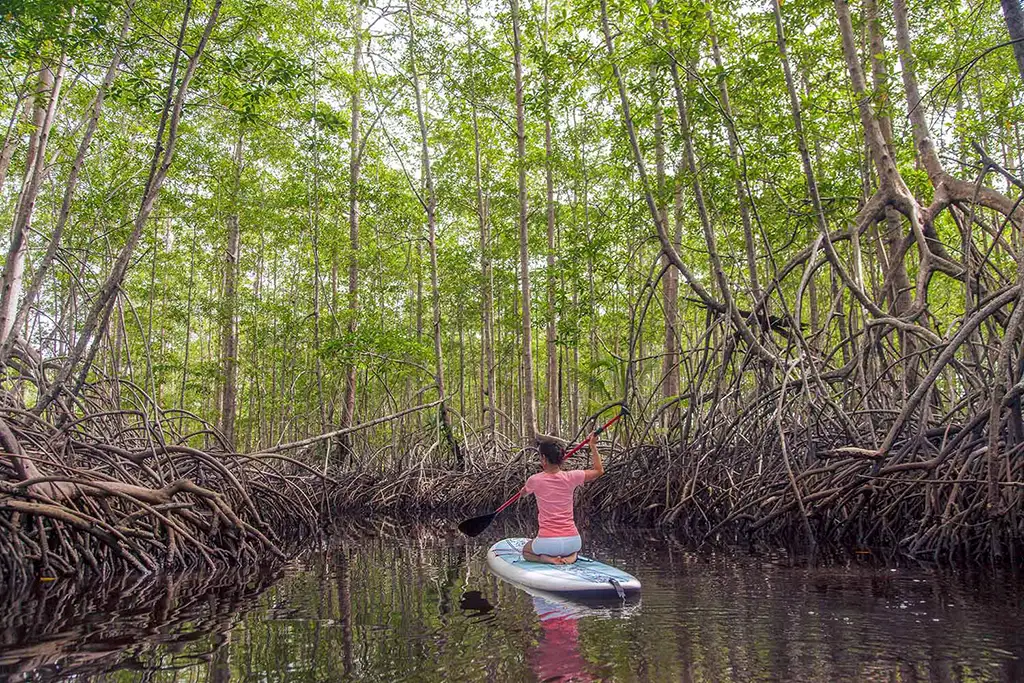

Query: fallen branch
[[250, 400, 443, 455]]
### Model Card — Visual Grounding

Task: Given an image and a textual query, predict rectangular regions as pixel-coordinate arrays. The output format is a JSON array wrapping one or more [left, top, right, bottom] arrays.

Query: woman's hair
[[536, 435, 566, 465]]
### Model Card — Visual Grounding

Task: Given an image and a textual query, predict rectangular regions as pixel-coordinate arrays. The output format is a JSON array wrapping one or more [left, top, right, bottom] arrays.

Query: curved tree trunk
[[35, 0, 222, 414], [600, 0, 734, 340], [865, 0, 915, 391], [659, 14, 774, 364], [0, 60, 64, 346], [0, 8, 132, 366], [0, 73, 30, 195], [708, 11, 760, 303]]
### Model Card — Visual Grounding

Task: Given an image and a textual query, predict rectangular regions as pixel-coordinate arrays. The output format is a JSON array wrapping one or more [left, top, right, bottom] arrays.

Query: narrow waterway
[[2, 518, 1022, 681]]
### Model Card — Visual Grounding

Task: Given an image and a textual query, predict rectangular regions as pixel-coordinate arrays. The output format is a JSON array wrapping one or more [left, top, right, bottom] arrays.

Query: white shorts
[[531, 535, 582, 557]]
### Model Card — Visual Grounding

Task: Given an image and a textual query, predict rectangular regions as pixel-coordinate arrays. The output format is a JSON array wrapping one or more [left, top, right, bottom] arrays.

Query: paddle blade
[[458, 512, 496, 537]]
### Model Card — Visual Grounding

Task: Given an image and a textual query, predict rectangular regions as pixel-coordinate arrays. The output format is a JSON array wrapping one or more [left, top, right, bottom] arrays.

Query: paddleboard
[[486, 537, 641, 599]]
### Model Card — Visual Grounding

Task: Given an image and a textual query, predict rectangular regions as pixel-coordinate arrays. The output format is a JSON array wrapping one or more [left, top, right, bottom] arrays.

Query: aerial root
[[0, 383, 322, 589]]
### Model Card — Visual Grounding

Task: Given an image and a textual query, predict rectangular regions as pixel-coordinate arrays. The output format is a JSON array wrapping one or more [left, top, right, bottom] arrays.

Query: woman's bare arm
[[583, 433, 604, 482]]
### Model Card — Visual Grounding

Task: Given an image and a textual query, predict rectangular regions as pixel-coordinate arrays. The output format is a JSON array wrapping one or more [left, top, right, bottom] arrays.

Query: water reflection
[[1, 520, 1022, 681], [529, 596, 595, 682], [0, 565, 282, 681]]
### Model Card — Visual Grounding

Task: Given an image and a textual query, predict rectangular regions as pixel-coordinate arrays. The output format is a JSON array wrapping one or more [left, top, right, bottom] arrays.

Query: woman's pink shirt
[[523, 469, 587, 537]]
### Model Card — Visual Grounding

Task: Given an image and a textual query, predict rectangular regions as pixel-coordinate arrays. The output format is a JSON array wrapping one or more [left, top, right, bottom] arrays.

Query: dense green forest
[[1, 0, 1024, 578]]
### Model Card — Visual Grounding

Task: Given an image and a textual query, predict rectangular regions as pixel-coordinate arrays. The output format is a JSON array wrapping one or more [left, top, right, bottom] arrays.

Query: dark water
[[2, 518, 1023, 681]]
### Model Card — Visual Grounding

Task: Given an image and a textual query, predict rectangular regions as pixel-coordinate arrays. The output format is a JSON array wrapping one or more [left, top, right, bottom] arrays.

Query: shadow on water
[[2, 516, 1023, 681]]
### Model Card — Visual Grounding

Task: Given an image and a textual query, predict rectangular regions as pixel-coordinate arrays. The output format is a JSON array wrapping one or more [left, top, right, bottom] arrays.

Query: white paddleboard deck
[[486, 537, 641, 598]]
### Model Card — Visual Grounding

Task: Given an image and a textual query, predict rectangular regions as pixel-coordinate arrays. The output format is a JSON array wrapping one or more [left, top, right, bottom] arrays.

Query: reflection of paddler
[[529, 595, 595, 682]]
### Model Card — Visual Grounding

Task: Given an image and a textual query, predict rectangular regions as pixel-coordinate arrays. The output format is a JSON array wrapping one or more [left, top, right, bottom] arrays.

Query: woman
[[521, 433, 603, 565]]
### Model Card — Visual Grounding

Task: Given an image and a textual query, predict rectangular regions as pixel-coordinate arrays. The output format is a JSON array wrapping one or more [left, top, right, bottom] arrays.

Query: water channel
[[2, 517, 1022, 681]]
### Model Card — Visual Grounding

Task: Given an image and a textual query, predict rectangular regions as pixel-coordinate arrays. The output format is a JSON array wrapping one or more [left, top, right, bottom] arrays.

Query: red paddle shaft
[[492, 412, 625, 514]]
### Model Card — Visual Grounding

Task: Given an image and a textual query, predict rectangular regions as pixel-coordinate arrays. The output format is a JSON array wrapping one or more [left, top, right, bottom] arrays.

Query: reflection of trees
[[260, 529, 1024, 681], [4, 524, 1021, 681], [208, 630, 231, 683], [333, 543, 354, 676], [589, 537, 1024, 681], [230, 526, 542, 680], [0, 566, 282, 681]]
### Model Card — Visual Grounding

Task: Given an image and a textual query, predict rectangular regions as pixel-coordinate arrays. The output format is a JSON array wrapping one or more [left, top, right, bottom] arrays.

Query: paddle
[[457, 411, 626, 537]]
